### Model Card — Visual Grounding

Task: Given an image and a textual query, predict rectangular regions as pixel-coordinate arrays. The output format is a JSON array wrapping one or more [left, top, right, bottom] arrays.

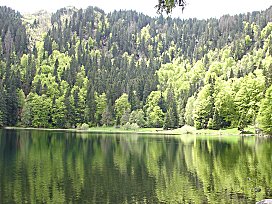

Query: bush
[[123, 122, 139, 130], [129, 109, 146, 127], [123, 122, 130, 130], [207, 118, 214, 129], [80, 123, 89, 130], [130, 123, 139, 130], [180, 125, 195, 134]]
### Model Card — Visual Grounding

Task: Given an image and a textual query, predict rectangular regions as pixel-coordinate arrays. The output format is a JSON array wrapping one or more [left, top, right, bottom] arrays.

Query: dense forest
[[0, 5, 272, 133]]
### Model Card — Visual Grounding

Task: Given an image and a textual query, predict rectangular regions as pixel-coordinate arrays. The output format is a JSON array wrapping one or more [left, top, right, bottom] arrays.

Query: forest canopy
[[0, 5, 272, 133]]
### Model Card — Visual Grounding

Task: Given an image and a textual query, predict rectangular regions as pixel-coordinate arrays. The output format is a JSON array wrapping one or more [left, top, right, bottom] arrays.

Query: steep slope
[[22, 10, 52, 49], [0, 5, 271, 132]]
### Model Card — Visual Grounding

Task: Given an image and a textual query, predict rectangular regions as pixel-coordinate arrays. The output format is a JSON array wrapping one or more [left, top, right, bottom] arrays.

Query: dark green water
[[0, 129, 272, 203]]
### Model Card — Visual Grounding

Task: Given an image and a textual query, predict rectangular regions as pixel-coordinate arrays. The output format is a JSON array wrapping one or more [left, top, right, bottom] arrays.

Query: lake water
[[0, 129, 272, 203]]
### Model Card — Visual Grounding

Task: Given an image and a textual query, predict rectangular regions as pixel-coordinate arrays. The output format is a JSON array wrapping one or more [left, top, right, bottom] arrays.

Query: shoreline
[[3, 126, 180, 135], [2, 126, 258, 137], [3, 126, 271, 137]]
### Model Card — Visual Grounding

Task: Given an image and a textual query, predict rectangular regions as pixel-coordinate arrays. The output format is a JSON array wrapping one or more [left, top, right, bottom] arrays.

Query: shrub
[[130, 123, 139, 130], [122, 122, 139, 131], [123, 122, 131, 130], [80, 123, 89, 130]]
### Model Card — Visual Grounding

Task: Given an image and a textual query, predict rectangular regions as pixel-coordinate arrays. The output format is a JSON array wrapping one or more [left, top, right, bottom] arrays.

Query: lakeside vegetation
[[1, 3, 272, 203], [0, 6, 272, 135], [5, 125, 260, 137]]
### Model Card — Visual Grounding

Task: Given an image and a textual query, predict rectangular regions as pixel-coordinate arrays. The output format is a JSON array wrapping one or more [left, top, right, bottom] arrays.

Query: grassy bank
[[4, 126, 178, 135], [4, 125, 257, 136]]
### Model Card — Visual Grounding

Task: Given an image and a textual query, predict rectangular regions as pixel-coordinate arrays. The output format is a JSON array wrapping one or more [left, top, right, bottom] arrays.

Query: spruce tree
[[163, 86, 179, 129]]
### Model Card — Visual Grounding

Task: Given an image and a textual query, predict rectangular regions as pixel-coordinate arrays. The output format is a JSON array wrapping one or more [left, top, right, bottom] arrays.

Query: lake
[[0, 129, 271, 203]]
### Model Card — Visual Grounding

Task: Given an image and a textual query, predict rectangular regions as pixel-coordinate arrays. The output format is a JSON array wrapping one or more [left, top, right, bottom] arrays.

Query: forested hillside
[[0, 5, 272, 133]]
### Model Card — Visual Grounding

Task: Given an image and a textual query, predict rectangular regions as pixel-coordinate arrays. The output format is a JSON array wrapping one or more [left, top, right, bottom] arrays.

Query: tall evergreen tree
[[163, 86, 178, 129]]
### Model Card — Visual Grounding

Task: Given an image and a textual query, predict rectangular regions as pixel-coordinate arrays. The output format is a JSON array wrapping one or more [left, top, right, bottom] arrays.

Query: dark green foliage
[[101, 106, 113, 126], [163, 87, 178, 129], [0, 6, 28, 58], [86, 84, 96, 125], [0, 81, 7, 126]]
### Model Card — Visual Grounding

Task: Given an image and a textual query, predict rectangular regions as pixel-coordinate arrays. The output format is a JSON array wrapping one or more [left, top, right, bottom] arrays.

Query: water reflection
[[0, 129, 271, 203]]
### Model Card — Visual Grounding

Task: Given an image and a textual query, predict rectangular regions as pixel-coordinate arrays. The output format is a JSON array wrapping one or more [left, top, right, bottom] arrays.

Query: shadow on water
[[0, 129, 272, 203]]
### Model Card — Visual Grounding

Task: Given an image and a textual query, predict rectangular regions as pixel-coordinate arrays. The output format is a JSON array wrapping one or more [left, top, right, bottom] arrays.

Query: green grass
[[5, 125, 257, 136], [195, 127, 240, 135], [87, 125, 245, 136], [87, 126, 164, 134]]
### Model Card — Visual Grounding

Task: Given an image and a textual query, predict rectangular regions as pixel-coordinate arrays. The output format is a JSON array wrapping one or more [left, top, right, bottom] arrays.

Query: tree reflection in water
[[0, 129, 271, 203]]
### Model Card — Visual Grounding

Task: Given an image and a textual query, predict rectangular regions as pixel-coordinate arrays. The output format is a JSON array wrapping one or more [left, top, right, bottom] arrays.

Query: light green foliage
[[157, 59, 191, 128], [157, 59, 189, 94], [75, 66, 88, 87], [95, 93, 107, 124], [33, 73, 59, 97], [36, 41, 45, 63], [88, 36, 94, 48], [220, 48, 236, 79], [147, 106, 164, 128], [238, 54, 256, 74], [20, 54, 28, 79], [21, 94, 33, 127], [30, 94, 52, 128], [79, 123, 89, 130], [156, 40, 163, 56], [262, 55, 272, 87], [145, 91, 165, 127], [257, 85, 272, 134], [68, 67, 89, 125], [145, 91, 162, 109], [214, 79, 237, 126], [193, 85, 213, 129], [184, 96, 195, 126], [23, 10, 52, 46], [0, 110, 4, 127], [123, 122, 130, 130], [120, 109, 130, 125], [17, 89, 25, 109], [123, 122, 137, 130], [234, 70, 265, 128], [139, 25, 151, 44], [245, 35, 252, 46], [52, 96, 67, 128], [189, 60, 205, 84], [260, 22, 272, 39], [50, 50, 71, 78], [130, 123, 139, 130], [205, 62, 222, 83], [59, 80, 69, 96], [129, 109, 146, 127], [114, 93, 131, 122], [260, 23, 272, 55]]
